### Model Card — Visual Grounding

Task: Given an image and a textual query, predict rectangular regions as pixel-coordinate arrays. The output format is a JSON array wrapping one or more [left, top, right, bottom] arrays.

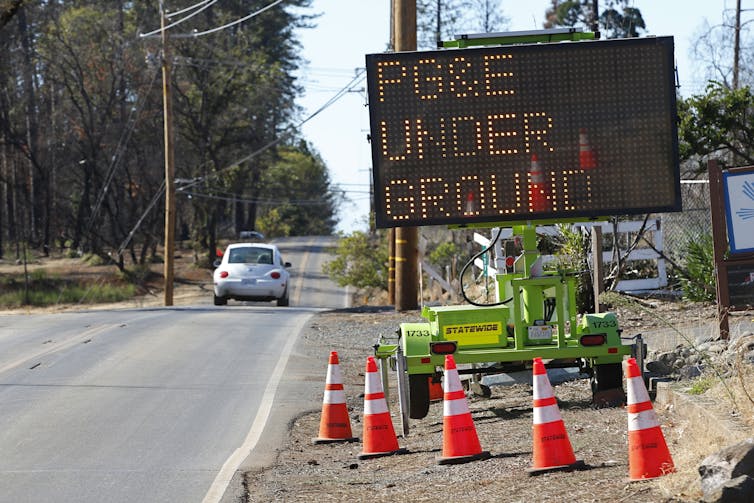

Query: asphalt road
[[0, 235, 346, 503]]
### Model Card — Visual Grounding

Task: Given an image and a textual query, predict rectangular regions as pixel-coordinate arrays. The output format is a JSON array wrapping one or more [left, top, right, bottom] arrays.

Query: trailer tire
[[591, 362, 624, 407], [408, 374, 431, 419]]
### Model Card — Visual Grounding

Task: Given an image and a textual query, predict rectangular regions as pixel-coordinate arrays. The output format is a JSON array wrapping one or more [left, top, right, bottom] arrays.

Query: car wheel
[[214, 294, 227, 306], [276, 288, 289, 307]]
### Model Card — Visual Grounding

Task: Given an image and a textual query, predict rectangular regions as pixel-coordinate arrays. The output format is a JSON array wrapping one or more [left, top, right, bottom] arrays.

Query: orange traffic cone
[[428, 375, 443, 402], [528, 154, 549, 213], [438, 354, 491, 465], [528, 357, 584, 475], [625, 357, 675, 480], [579, 128, 597, 170], [313, 351, 358, 444], [358, 356, 408, 459]]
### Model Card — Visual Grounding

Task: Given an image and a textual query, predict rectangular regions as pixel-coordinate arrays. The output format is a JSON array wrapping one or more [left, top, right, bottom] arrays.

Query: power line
[[178, 190, 337, 206], [177, 68, 366, 192], [188, 0, 286, 37], [139, 0, 218, 38], [166, 0, 213, 19], [85, 67, 162, 236]]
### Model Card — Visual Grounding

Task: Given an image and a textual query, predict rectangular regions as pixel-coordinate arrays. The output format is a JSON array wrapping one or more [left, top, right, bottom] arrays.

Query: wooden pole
[[708, 159, 730, 339], [160, 1, 176, 306], [393, 0, 419, 311]]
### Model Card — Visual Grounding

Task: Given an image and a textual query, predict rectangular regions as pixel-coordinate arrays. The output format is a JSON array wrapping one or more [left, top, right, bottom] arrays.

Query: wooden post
[[393, 0, 419, 311], [160, 1, 176, 306], [708, 159, 730, 339]]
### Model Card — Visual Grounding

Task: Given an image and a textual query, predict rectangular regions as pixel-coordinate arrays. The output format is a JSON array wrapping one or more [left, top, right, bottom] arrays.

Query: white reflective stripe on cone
[[626, 376, 651, 404], [323, 389, 346, 404], [533, 403, 562, 425], [444, 370, 463, 393], [444, 397, 470, 417], [628, 409, 660, 431], [364, 398, 389, 415], [364, 371, 382, 394], [326, 365, 342, 385], [533, 374, 553, 399]]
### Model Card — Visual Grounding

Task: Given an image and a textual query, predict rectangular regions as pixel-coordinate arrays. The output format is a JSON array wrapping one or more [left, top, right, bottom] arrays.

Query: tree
[[691, 13, 754, 91], [417, 0, 508, 49], [168, 0, 313, 264], [0, 1, 319, 272], [0, 0, 25, 29], [464, 0, 509, 35], [678, 82, 754, 174], [544, 0, 645, 39], [323, 231, 388, 289], [258, 141, 340, 236]]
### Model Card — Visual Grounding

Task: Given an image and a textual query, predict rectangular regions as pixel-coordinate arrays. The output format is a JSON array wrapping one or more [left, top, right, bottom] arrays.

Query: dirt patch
[[0, 249, 212, 313], [247, 308, 701, 502]]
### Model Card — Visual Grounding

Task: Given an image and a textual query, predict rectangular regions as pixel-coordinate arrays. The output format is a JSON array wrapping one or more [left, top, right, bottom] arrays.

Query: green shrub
[[552, 224, 594, 313], [679, 234, 715, 302], [323, 231, 388, 289], [428, 241, 462, 273]]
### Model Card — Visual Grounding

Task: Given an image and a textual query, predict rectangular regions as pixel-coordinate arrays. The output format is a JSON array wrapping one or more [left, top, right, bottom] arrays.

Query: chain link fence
[[659, 180, 712, 265]]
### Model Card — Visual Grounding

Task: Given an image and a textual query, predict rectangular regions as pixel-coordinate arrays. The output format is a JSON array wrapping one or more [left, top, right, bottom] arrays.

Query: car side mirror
[[213, 259, 221, 268], [284, 262, 292, 268]]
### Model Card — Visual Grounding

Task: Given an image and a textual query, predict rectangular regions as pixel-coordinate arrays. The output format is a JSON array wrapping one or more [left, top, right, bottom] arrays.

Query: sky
[[294, 0, 743, 233]]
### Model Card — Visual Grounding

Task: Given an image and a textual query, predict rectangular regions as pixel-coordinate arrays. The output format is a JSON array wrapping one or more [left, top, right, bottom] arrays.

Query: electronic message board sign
[[365, 36, 681, 228]]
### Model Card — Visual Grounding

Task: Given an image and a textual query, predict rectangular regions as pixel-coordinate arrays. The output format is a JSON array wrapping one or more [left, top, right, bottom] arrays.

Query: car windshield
[[228, 247, 273, 264]]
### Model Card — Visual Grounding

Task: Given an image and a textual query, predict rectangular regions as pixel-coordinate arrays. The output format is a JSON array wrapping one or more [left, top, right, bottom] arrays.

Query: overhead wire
[[188, 0, 286, 37], [165, 0, 213, 19], [116, 180, 167, 257], [85, 67, 162, 236], [139, 0, 218, 38], [177, 67, 366, 192]]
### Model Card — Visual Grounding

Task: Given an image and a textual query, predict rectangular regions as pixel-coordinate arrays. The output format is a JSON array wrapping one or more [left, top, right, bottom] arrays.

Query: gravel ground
[[243, 306, 703, 503]]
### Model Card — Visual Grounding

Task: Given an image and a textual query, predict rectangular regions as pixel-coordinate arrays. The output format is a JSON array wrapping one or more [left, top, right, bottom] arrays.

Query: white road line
[[201, 313, 310, 503], [291, 238, 316, 306]]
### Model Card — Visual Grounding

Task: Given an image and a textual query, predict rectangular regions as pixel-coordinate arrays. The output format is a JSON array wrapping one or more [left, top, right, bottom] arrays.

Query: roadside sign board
[[723, 169, 754, 253], [366, 36, 680, 228], [727, 262, 754, 308]]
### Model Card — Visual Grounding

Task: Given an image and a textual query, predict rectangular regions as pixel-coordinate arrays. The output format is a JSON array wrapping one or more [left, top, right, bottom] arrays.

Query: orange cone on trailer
[[579, 128, 597, 170], [528, 154, 549, 212], [358, 356, 408, 459], [528, 357, 584, 474], [313, 351, 358, 444], [438, 354, 491, 465], [428, 375, 443, 401], [625, 357, 675, 480]]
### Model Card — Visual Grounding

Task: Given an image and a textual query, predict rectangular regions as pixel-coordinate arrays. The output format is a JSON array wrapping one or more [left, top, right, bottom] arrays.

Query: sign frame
[[366, 36, 681, 229], [723, 168, 754, 253]]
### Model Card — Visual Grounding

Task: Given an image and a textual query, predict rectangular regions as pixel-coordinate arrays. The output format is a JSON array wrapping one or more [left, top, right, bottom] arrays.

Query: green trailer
[[374, 223, 642, 436]]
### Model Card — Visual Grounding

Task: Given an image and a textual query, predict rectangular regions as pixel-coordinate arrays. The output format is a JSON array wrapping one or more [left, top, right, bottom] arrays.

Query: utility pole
[[393, 0, 419, 311], [734, 0, 742, 90], [160, 0, 176, 306]]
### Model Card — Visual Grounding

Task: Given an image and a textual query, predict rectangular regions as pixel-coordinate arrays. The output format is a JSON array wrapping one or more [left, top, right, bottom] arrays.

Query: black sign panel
[[366, 37, 680, 228], [727, 262, 754, 309]]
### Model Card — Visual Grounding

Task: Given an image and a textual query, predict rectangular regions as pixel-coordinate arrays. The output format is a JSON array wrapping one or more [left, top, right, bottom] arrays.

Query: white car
[[213, 243, 291, 306]]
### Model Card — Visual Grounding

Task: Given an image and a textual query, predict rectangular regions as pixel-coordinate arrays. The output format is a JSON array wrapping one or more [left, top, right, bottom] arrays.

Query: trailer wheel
[[408, 374, 431, 419], [591, 362, 624, 407]]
